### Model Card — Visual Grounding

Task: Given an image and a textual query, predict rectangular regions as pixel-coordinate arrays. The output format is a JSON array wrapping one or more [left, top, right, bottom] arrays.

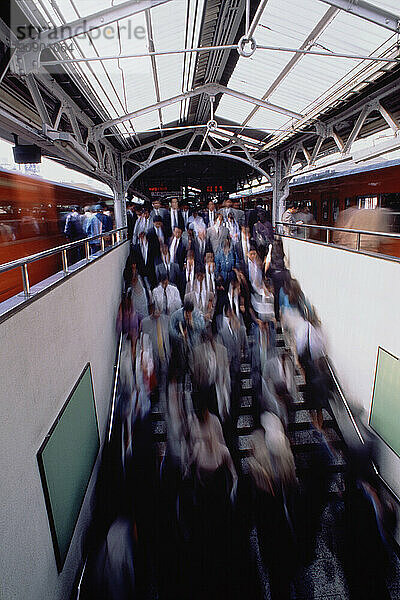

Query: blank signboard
[[37, 363, 100, 571], [369, 347, 400, 458]]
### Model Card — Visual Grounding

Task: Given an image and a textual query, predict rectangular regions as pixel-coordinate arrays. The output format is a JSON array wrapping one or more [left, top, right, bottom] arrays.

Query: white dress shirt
[[140, 239, 148, 263], [169, 237, 178, 262], [206, 264, 215, 294], [208, 210, 215, 227]]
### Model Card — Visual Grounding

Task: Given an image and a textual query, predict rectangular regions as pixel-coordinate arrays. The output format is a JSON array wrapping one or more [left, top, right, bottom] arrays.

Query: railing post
[[61, 249, 69, 275], [356, 232, 361, 251], [326, 228, 330, 244], [21, 263, 30, 298], [101, 236, 105, 252], [85, 241, 90, 261], [111, 232, 115, 246]]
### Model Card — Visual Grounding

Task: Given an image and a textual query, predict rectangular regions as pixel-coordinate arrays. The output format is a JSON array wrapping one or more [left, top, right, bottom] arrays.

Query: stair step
[[287, 419, 336, 433], [291, 439, 344, 453], [241, 378, 252, 390]]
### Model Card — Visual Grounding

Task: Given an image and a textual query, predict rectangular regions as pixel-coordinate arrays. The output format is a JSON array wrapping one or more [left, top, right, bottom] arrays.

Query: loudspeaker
[[13, 144, 42, 164]]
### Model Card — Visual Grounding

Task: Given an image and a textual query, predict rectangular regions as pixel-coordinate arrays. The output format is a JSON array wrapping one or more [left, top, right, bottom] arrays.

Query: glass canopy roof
[[29, 0, 400, 149]]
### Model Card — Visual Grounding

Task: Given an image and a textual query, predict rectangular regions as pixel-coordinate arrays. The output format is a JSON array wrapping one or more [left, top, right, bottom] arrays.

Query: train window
[[358, 196, 378, 209], [333, 199, 339, 222]]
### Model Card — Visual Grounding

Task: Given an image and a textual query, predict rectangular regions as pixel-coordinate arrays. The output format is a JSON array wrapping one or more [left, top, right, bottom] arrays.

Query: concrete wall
[[0, 243, 128, 600], [282, 238, 400, 534]]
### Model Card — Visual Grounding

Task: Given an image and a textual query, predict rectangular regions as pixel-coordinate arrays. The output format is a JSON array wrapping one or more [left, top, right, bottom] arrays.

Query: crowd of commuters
[[80, 197, 397, 600]]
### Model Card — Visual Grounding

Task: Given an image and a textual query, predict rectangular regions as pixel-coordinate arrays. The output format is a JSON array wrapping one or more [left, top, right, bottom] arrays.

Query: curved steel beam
[[125, 150, 272, 190]]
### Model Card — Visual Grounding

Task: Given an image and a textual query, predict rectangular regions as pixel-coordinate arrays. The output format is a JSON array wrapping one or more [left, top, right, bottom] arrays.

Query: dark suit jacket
[[147, 226, 164, 259], [192, 237, 210, 267], [132, 241, 157, 288], [202, 210, 218, 228], [165, 209, 185, 238], [155, 259, 180, 287], [168, 237, 186, 270]]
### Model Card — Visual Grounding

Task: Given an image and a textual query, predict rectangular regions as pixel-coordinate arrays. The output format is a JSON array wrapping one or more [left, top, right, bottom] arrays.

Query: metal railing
[[275, 221, 400, 258], [326, 358, 400, 507], [0, 227, 127, 299]]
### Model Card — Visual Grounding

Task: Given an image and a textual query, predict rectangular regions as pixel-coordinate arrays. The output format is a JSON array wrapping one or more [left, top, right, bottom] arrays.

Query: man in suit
[[233, 200, 245, 228], [168, 225, 186, 270], [165, 197, 184, 238], [149, 198, 167, 226], [180, 201, 191, 230], [147, 215, 165, 258], [182, 248, 196, 297], [141, 302, 170, 386], [217, 303, 248, 423], [152, 268, 182, 317], [207, 212, 229, 255], [155, 243, 180, 289], [192, 227, 208, 266], [203, 200, 218, 228], [184, 266, 215, 324], [132, 230, 157, 288], [132, 204, 152, 243]]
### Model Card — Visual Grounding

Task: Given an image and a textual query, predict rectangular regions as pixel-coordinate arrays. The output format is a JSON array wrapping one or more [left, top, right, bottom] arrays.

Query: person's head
[[181, 201, 189, 212], [230, 270, 239, 289], [130, 260, 138, 283], [161, 275, 169, 290], [233, 200, 240, 210], [195, 266, 205, 283], [222, 236, 231, 252], [248, 243, 258, 263], [286, 202, 296, 213], [216, 212, 223, 226], [257, 209, 267, 223], [170, 197, 179, 210], [153, 215, 163, 229], [208, 200, 215, 212], [186, 249, 195, 264], [173, 226, 182, 239], [285, 277, 302, 305], [183, 299, 194, 323], [84, 205, 91, 214], [225, 198, 232, 209], [142, 205, 150, 219], [216, 275, 225, 290], [161, 242, 169, 257], [93, 204, 102, 213], [152, 199, 161, 210], [71, 205, 79, 213]]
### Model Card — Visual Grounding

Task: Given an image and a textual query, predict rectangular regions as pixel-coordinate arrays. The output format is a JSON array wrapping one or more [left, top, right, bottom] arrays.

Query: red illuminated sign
[[206, 185, 224, 192]]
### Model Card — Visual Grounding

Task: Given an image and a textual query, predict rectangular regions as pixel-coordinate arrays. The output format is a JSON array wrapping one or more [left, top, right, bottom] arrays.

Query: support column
[[272, 152, 289, 226], [113, 153, 127, 229]]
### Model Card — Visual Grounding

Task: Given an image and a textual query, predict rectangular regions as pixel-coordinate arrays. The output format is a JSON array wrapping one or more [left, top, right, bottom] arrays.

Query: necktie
[[163, 288, 168, 314]]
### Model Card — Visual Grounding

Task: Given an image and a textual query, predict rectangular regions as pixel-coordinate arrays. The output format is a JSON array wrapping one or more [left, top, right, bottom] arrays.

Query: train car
[[0, 168, 113, 302], [237, 160, 400, 256]]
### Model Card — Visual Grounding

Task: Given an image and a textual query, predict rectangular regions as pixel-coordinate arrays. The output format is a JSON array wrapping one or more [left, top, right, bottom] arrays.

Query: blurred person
[[247, 423, 298, 600], [169, 298, 205, 352], [0, 219, 15, 243], [192, 227, 208, 266], [86, 204, 106, 251], [281, 202, 297, 236], [181, 201, 191, 229], [236, 225, 252, 267], [155, 243, 180, 288], [101, 202, 113, 232], [169, 225, 186, 270], [152, 269, 182, 316], [132, 204, 151, 243], [145, 215, 164, 264], [204, 251, 216, 295], [141, 301, 170, 388], [207, 212, 229, 254], [215, 236, 236, 284], [246, 243, 264, 293], [183, 248, 196, 296], [246, 203, 261, 236], [64, 205, 84, 263], [131, 231, 157, 288], [188, 207, 206, 236], [166, 197, 184, 238], [125, 259, 150, 321], [185, 266, 215, 324], [232, 200, 245, 228], [253, 208, 274, 257], [334, 206, 389, 253], [211, 275, 228, 334], [203, 199, 217, 228], [150, 198, 167, 225], [190, 329, 231, 422], [295, 202, 315, 239], [126, 202, 137, 241], [264, 237, 288, 321], [225, 210, 241, 249]]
